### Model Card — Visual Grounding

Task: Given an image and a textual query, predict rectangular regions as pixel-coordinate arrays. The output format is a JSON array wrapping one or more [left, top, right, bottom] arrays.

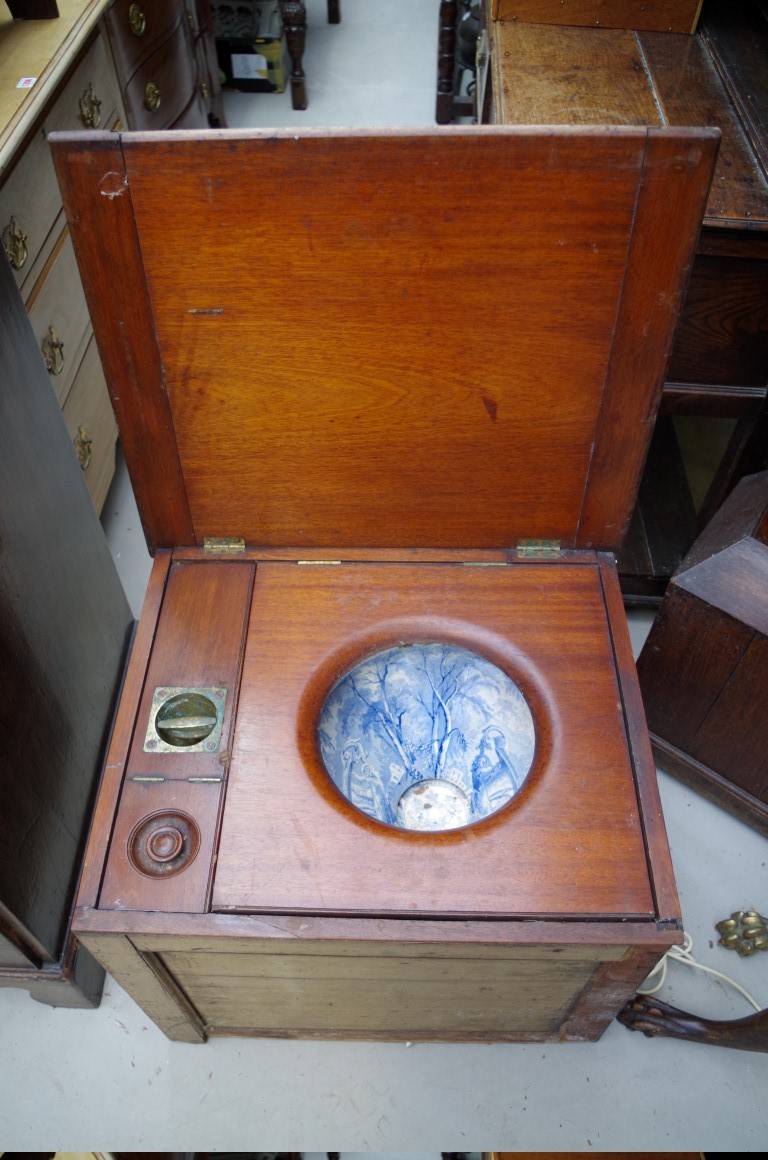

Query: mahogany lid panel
[[212, 561, 656, 920], [51, 127, 717, 552]]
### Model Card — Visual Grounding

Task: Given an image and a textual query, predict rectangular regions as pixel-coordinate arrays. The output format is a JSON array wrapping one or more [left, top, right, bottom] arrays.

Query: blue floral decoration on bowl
[[318, 642, 536, 831]]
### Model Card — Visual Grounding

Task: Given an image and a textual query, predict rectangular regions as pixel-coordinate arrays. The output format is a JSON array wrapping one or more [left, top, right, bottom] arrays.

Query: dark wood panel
[[667, 254, 768, 386], [638, 588, 753, 747], [0, 240, 132, 983], [690, 633, 768, 797]]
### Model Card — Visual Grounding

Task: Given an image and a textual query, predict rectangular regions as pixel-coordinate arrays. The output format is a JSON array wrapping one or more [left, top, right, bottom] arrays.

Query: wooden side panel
[[77, 550, 172, 909], [159, 944, 604, 1038], [50, 134, 195, 550], [76, 931, 205, 1042], [638, 587, 753, 750], [492, 0, 702, 34], [578, 129, 719, 548], [598, 556, 680, 924], [688, 634, 768, 799]]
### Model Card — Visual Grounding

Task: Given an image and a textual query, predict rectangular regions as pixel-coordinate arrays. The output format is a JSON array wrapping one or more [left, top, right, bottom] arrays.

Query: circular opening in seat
[[318, 642, 536, 831]]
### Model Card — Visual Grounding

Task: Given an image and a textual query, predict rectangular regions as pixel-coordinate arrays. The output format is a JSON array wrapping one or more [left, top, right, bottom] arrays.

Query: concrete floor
[[1, 0, 767, 1149]]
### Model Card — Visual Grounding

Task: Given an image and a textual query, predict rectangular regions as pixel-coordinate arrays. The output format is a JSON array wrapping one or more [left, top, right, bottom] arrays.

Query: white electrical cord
[[637, 930, 763, 1011]]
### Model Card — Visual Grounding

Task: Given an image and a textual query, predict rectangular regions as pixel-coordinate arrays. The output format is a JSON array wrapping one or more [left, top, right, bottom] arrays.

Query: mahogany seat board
[[48, 126, 718, 1041]]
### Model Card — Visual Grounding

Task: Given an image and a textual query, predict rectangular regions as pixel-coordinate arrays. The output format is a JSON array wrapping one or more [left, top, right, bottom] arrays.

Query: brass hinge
[[516, 539, 561, 559], [203, 536, 246, 554]]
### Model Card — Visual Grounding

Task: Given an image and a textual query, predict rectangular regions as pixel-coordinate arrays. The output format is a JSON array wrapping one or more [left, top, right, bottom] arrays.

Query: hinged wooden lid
[[51, 126, 717, 552]]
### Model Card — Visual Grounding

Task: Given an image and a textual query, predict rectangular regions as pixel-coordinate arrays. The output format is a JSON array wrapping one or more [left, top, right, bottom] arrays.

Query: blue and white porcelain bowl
[[318, 642, 536, 831]]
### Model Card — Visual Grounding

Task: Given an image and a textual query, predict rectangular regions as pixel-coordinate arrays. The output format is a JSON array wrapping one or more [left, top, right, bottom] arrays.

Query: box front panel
[[156, 942, 619, 1038]]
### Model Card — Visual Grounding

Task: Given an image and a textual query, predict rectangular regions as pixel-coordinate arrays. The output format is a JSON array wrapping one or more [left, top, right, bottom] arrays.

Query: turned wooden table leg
[[280, 0, 308, 111], [327, 0, 341, 24], [436, 0, 459, 124]]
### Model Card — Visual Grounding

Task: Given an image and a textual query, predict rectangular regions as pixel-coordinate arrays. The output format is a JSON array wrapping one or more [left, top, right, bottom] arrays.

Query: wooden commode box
[[51, 125, 717, 1042]]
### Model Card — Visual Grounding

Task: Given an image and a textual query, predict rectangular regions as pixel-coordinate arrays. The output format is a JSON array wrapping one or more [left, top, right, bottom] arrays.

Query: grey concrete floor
[[2, 0, 767, 1149]]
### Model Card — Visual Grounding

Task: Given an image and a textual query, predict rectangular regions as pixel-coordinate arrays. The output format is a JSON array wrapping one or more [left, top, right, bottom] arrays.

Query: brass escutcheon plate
[[144, 686, 227, 753]]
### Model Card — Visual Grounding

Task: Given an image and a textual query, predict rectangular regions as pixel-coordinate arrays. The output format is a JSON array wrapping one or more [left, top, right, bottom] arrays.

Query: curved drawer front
[[0, 34, 119, 298], [105, 0, 184, 84], [121, 17, 199, 130]]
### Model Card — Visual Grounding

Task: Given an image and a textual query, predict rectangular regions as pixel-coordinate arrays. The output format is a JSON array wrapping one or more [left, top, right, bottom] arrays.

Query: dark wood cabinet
[[0, 252, 133, 1005], [102, 0, 225, 129], [638, 470, 768, 836]]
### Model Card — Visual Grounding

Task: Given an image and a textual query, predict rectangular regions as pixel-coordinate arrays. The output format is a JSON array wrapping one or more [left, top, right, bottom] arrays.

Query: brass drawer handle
[[144, 81, 161, 112], [128, 2, 147, 36], [74, 425, 93, 471], [79, 83, 102, 128], [201, 81, 210, 101], [2, 217, 28, 270], [41, 326, 65, 375]]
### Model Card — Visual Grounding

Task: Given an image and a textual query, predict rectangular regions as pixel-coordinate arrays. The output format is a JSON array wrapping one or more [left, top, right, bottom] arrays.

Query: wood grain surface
[[51, 126, 715, 552], [492, 0, 703, 34], [213, 560, 655, 919]]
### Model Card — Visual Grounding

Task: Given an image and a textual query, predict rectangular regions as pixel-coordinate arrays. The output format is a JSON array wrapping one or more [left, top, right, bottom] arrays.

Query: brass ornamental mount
[[2, 217, 28, 270], [78, 82, 102, 128], [41, 326, 64, 375], [144, 81, 161, 113], [716, 910, 768, 955], [74, 426, 92, 471], [128, 2, 146, 36]]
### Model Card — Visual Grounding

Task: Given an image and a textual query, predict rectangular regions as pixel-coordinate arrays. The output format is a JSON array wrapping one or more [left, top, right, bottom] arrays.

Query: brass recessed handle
[[2, 217, 28, 270], [144, 81, 161, 112], [74, 426, 93, 471], [79, 83, 102, 128], [128, 2, 147, 36], [41, 326, 65, 375]]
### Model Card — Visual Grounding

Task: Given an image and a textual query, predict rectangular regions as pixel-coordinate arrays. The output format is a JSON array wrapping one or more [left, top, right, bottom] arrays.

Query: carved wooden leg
[[280, 0, 308, 111], [436, 0, 459, 125], [327, 0, 341, 24], [618, 994, 768, 1053]]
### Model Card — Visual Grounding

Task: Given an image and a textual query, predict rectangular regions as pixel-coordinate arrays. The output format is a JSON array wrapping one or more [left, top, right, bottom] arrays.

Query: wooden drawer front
[[0, 35, 119, 299], [105, 0, 184, 85], [121, 18, 198, 130], [26, 230, 92, 408], [158, 943, 610, 1038], [170, 84, 210, 129], [62, 336, 119, 513]]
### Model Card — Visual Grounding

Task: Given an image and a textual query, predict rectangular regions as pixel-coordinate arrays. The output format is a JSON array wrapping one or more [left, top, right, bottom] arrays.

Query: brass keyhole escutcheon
[[128, 2, 147, 36], [74, 426, 92, 471], [41, 326, 65, 375], [79, 82, 102, 128], [2, 217, 28, 270], [144, 81, 161, 112]]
